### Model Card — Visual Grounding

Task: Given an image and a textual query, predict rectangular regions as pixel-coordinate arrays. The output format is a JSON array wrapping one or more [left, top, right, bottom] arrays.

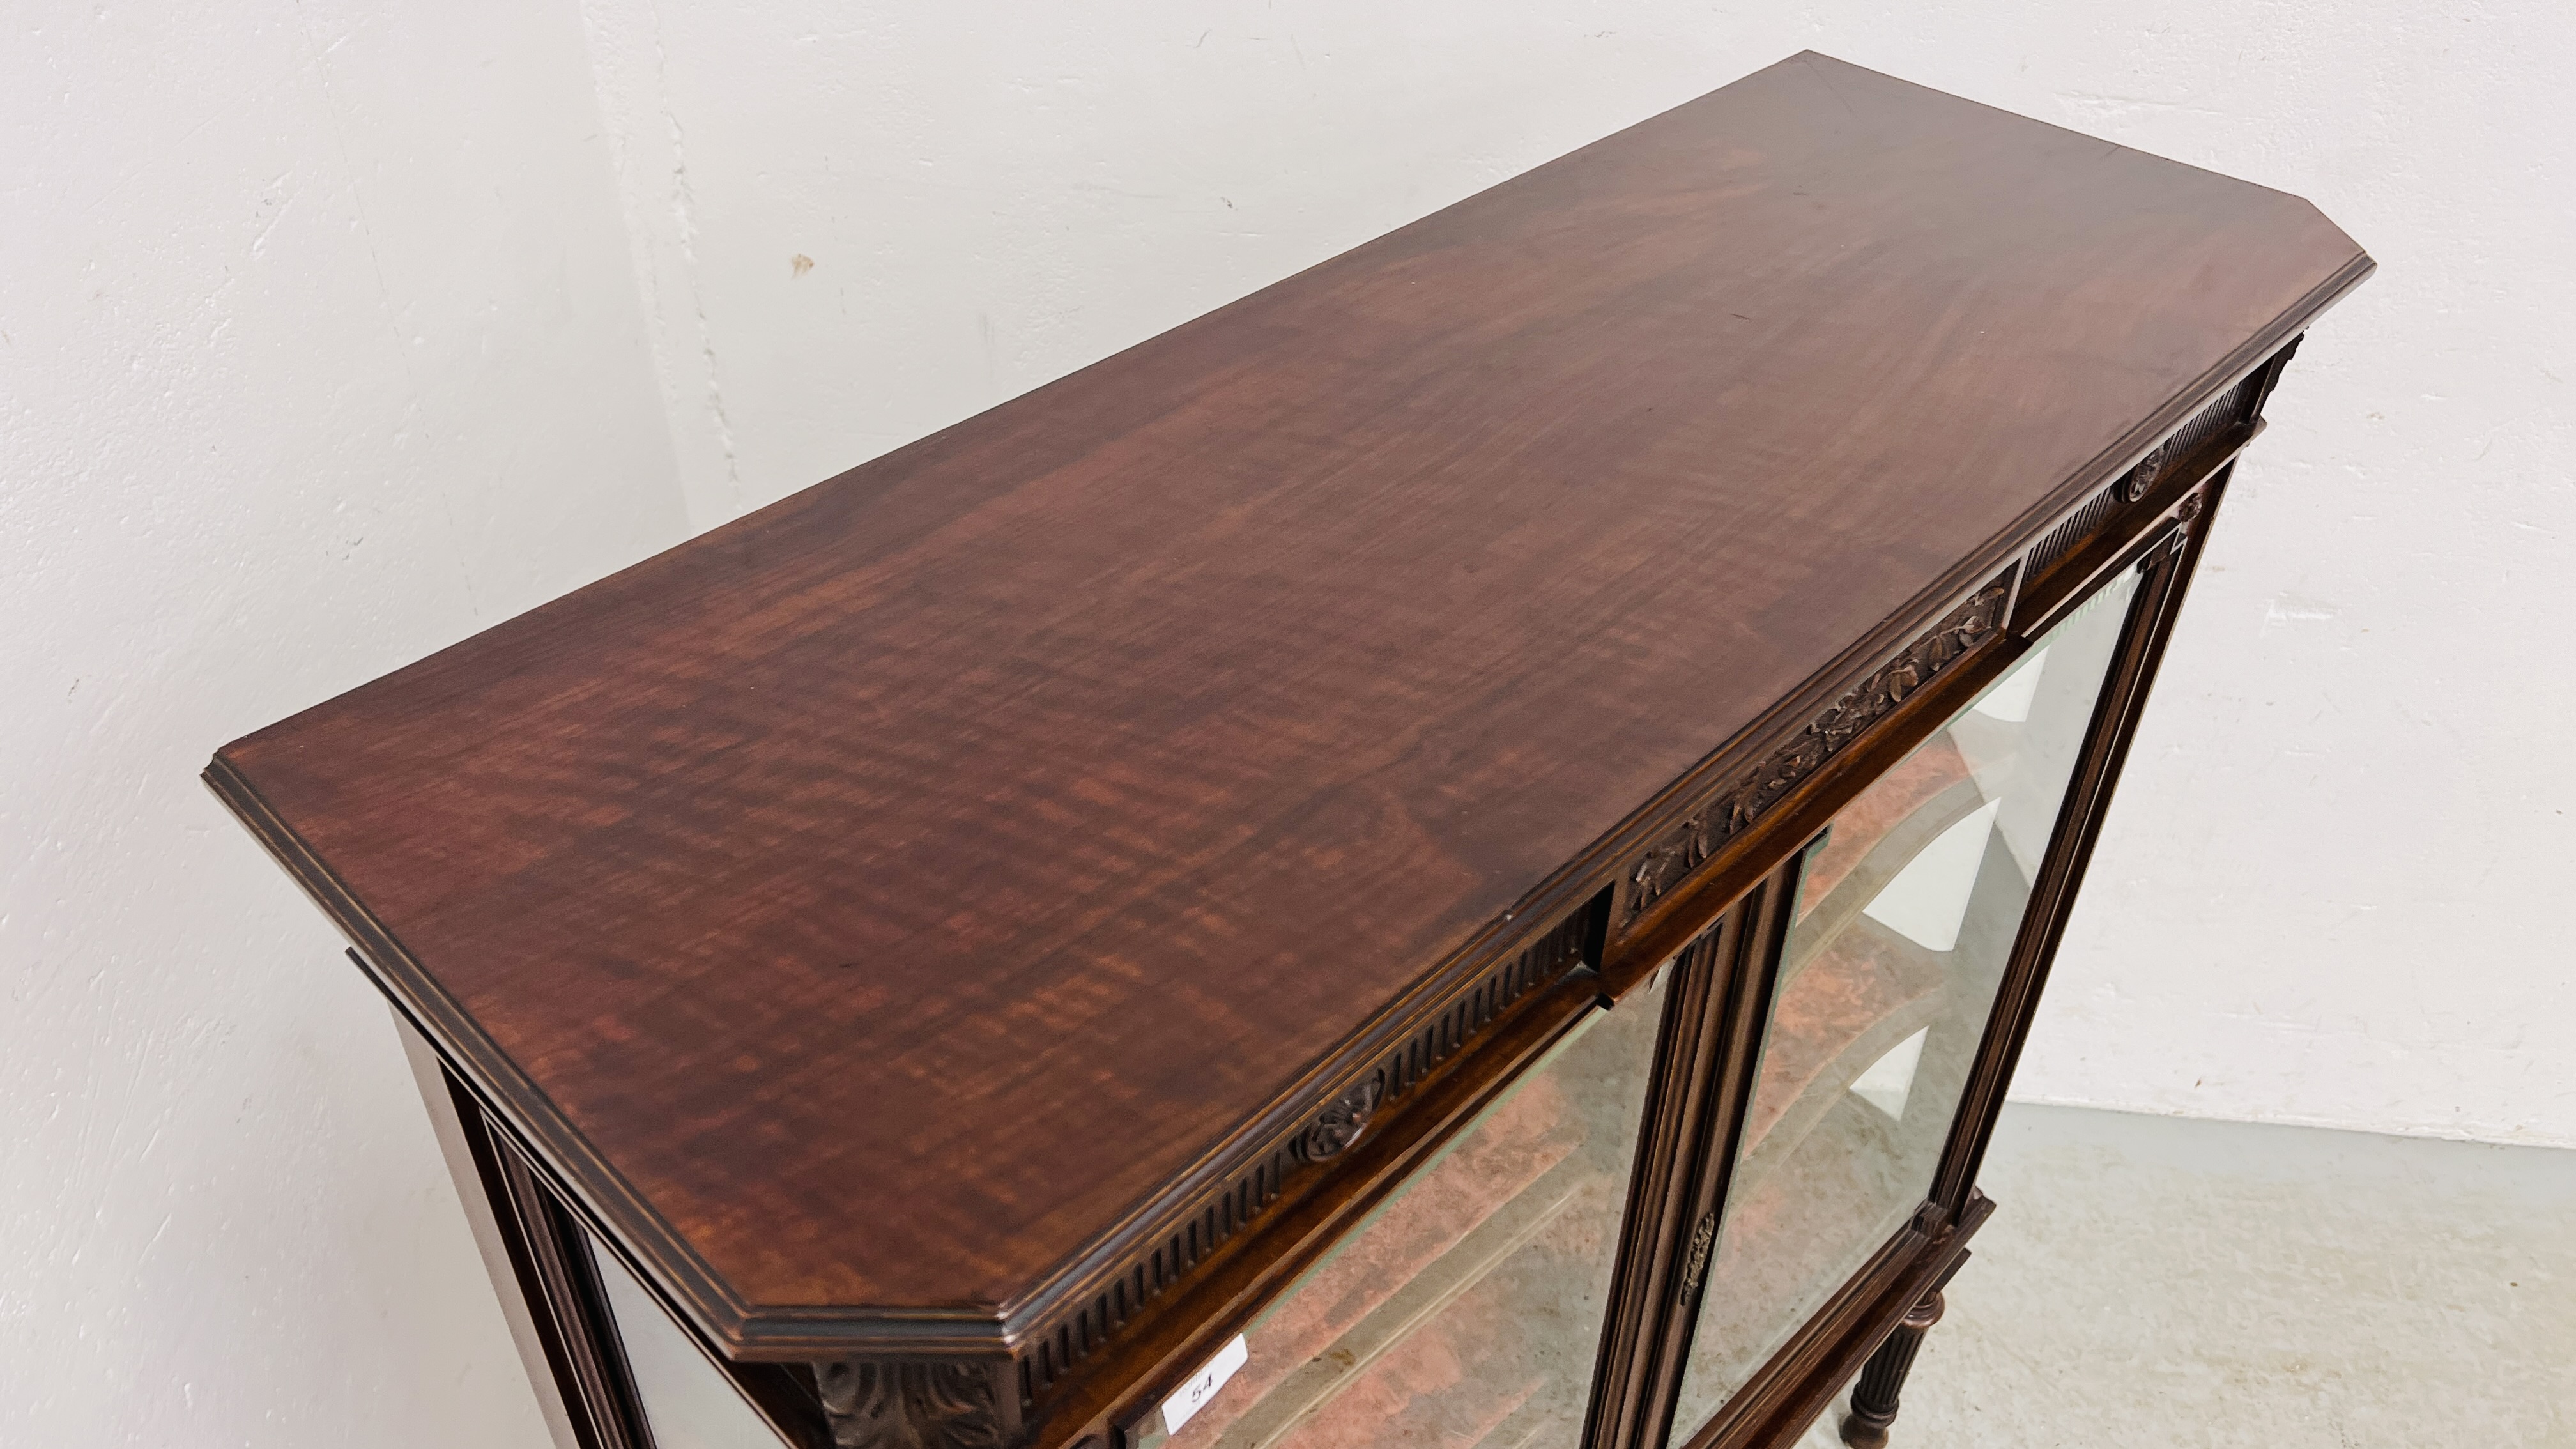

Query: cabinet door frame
[[1583, 858, 1802, 1449], [398, 1011, 835, 1449], [1592, 466, 2237, 1449]]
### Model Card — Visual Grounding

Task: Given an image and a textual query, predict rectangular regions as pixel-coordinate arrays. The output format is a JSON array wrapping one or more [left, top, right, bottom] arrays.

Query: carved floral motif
[[2124, 441, 2168, 501], [1622, 580, 2011, 925], [815, 1360, 1009, 1449], [1678, 1208, 1719, 1296], [1298, 1073, 1386, 1161]]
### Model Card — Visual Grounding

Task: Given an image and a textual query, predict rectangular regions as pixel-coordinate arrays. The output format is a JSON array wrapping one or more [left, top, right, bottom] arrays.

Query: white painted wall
[[6, 1, 2567, 1444], [0, 0, 684, 1445], [2002, 10, 2576, 1150]]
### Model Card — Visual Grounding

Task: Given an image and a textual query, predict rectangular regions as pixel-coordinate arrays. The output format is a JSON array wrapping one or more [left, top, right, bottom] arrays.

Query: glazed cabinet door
[[1599, 537, 2204, 1449], [1169, 537, 2189, 1449], [1147, 912, 1756, 1449], [1664, 564, 2147, 1440]]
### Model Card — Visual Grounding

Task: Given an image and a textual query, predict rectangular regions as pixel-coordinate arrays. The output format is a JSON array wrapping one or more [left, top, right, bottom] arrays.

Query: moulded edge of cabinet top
[[210, 51, 2369, 1349]]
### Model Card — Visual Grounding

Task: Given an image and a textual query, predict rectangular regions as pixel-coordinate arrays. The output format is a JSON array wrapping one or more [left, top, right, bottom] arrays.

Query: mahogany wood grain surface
[[213, 54, 2365, 1336]]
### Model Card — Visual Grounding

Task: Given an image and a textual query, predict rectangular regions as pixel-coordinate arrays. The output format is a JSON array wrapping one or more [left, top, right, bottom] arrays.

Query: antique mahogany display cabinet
[[210, 54, 2368, 1449]]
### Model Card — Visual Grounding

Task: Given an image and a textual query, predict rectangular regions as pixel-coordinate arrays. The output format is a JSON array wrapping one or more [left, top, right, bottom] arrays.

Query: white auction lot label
[[1160, 1334, 1250, 1436]]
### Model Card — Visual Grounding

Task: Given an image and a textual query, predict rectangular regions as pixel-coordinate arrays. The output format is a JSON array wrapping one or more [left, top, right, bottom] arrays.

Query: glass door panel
[[1165, 967, 1673, 1449], [1668, 570, 2142, 1439], [581, 1225, 797, 1448]]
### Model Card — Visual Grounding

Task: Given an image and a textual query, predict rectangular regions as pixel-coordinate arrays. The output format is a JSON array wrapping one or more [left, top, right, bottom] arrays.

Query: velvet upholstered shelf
[[210, 51, 2368, 1449]]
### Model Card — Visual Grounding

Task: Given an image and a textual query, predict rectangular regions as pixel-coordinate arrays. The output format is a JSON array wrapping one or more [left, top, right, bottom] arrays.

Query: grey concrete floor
[[1797, 1104, 2576, 1448]]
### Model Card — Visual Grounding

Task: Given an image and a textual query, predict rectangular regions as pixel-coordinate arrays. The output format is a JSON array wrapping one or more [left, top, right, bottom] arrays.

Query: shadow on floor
[[1842, 1103, 2576, 1448]]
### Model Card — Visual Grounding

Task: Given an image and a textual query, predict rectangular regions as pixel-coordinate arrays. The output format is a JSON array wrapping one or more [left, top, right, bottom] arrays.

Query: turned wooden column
[[1838, 1287, 1945, 1449]]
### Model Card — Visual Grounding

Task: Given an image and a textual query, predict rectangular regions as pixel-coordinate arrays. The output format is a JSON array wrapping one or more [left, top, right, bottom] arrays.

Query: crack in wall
[[579, 0, 740, 532], [646, 0, 743, 521]]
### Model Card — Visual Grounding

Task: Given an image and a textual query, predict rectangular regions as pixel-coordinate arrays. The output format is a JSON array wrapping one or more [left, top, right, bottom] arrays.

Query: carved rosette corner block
[[1623, 581, 2011, 925], [1296, 1073, 1386, 1162], [814, 1360, 1011, 1449], [2124, 440, 2168, 501]]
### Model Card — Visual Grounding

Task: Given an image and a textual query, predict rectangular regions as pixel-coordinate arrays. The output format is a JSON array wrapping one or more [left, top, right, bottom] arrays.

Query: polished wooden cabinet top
[[211, 54, 2366, 1352]]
